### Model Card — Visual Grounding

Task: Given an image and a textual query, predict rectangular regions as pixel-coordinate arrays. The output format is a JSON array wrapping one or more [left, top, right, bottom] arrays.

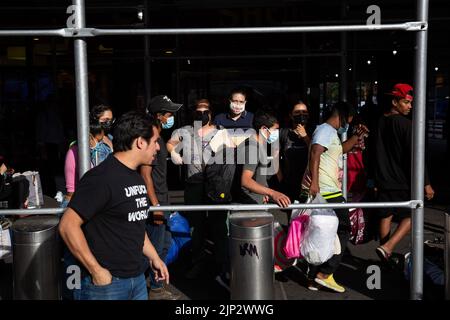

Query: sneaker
[[148, 286, 181, 300], [314, 274, 345, 293], [307, 279, 320, 291], [215, 272, 230, 292]]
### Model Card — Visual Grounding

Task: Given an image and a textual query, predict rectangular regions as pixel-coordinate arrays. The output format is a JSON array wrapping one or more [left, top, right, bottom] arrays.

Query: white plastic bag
[[300, 194, 339, 265]]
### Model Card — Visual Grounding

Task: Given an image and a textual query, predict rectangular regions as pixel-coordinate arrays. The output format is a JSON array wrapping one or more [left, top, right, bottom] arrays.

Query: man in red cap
[[374, 83, 434, 264]]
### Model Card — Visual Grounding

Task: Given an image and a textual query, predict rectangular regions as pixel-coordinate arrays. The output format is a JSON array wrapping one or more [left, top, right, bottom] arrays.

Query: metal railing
[[0, 0, 430, 299]]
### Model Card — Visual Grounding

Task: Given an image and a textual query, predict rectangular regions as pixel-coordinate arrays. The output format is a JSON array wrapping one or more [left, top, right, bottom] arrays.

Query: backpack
[[203, 126, 236, 203]]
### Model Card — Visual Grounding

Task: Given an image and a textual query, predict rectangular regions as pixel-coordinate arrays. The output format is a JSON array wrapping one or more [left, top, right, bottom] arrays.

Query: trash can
[[229, 211, 274, 300], [11, 215, 61, 300], [445, 210, 450, 300]]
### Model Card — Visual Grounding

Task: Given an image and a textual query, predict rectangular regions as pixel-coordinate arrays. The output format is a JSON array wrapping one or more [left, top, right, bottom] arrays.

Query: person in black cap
[[374, 83, 434, 264], [141, 95, 182, 300]]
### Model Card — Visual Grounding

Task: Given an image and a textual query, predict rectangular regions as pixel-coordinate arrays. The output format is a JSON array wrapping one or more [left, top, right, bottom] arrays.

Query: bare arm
[[58, 208, 112, 285], [140, 165, 159, 206], [309, 144, 326, 196], [241, 169, 291, 208], [143, 233, 169, 284]]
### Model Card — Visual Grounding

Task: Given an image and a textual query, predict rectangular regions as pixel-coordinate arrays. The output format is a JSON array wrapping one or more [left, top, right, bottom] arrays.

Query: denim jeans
[[146, 211, 172, 289], [73, 273, 147, 300]]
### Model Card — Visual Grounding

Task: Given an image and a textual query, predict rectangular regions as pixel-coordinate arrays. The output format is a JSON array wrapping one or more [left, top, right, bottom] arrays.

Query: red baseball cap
[[388, 83, 414, 101]]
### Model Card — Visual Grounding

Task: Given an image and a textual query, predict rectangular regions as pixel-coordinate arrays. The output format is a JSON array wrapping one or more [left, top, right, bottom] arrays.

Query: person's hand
[[170, 150, 183, 165], [425, 184, 435, 200], [309, 181, 320, 197], [91, 266, 113, 286], [294, 124, 307, 138], [0, 163, 7, 175], [270, 191, 291, 208], [150, 257, 170, 285], [152, 211, 165, 225], [354, 124, 369, 138]]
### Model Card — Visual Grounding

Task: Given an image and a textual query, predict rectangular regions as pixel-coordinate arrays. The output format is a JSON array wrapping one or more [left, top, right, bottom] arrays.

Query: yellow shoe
[[314, 274, 345, 293]]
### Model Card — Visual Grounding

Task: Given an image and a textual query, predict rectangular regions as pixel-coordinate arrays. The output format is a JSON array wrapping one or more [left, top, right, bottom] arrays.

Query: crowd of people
[[2, 83, 436, 300]]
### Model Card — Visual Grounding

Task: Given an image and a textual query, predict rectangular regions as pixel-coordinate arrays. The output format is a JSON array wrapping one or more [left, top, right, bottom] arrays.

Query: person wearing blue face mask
[[301, 101, 369, 293], [141, 94, 182, 300], [240, 110, 291, 208]]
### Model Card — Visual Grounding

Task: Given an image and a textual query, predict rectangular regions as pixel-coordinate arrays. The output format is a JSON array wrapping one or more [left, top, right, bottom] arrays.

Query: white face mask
[[230, 102, 245, 115]]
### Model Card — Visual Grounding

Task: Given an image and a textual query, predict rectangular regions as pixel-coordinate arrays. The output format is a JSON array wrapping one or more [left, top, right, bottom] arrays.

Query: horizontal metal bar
[[0, 200, 422, 216], [0, 22, 427, 38], [0, 29, 66, 37], [92, 22, 427, 36], [0, 208, 63, 215], [151, 201, 422, 212]]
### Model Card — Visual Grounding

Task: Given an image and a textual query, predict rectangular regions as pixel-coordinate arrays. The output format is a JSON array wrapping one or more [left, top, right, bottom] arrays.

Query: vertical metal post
[[445, 210, 450, 300], [411, 0, 428, 300], [73, 0, 90, 177], [144, 0, 151, 107], [340, 1, 348, 199]]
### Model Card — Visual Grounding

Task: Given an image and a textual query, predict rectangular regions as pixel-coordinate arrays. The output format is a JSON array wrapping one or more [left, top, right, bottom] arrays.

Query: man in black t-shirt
[[59, 111, 169, 300], [374, 83, 435, 263]]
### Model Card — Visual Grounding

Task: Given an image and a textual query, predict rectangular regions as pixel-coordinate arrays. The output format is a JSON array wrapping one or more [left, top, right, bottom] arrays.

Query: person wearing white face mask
[[240, 110, 291, 208], [214, 88, 254, 130]]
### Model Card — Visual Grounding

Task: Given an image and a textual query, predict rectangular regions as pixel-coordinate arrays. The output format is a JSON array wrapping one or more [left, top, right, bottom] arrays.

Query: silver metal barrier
[[445, 209, 450, 300], [229, 211, 274, 300], [11, 215, 61, 300]]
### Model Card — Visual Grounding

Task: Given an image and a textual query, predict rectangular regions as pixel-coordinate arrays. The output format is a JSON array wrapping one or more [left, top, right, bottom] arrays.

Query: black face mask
[[100, 119, 115, 133], [293, 113, 309, 126], [194, 111, 210, 126]]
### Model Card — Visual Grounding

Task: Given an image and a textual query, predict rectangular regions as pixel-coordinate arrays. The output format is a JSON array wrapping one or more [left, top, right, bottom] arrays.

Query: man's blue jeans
[[73, 273, 147, 300]]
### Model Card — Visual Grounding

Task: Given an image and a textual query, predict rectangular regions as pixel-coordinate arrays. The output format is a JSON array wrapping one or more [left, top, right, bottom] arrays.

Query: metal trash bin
[[445, 210, 450, 300], [229, 211, 274, 300], [11, 215, 61, 300]]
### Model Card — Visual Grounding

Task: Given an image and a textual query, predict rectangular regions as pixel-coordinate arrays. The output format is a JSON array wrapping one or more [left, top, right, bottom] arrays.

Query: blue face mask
[[266, 128, 280, 144], [337, 123, 349, 135], [162, 116, 174, 129]]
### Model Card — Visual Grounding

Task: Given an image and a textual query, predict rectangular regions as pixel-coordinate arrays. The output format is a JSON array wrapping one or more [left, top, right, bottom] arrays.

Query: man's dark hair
[[253, 110, 278, 131], [112, 111, 156, 152], [323, 101, 356, 125], [229, 88, 247, 100]]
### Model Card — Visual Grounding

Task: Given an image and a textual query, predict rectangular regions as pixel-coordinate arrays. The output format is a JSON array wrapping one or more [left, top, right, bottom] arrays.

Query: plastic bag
[[283, 214, 309, 259], [165, 212, 191, 265], [273, 221, 296, 273], [300, 194, 339, 265]]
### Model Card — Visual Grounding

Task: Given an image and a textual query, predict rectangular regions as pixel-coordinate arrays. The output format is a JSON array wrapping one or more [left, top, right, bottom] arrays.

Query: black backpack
[[203, 127, 236, 203]]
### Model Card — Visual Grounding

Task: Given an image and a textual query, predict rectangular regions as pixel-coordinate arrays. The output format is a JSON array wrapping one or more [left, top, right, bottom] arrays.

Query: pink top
[[64, 145, 79, 193]]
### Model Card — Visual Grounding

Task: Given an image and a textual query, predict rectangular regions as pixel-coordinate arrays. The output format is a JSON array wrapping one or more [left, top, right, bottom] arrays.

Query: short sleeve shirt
[[303, 123, 343, 194], [68, 155, 150, 278]]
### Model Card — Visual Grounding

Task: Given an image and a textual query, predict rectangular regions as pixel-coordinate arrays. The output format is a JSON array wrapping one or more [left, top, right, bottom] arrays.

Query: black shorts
[[377, 189, 411, 220]]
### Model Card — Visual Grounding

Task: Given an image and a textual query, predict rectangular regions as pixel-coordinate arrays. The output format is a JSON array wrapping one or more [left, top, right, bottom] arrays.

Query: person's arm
[[58, 208, 112, 286], [241, 169, 291, 208], [64, 147, 77, 198], [143, 232, 169, 284], [293, 124, 311, 146], [342, 124, 369, 154], [309, 144, 326, 196], [166, 136, 183, 165], [140, 165, 164, 224]]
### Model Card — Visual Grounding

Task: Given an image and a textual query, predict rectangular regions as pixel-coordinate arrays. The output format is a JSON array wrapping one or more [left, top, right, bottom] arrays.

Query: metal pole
[[0, 200, 422, 216], [143, 0, 151, 107], [411, 0, 429, 300], [340, 2, 349, 199], [445, 210, 450, 300], [73, 0, 91, 177]]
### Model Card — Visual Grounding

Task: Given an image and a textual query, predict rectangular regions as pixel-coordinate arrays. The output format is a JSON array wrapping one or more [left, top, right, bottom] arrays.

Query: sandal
[[376, 246, 392, 261]]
